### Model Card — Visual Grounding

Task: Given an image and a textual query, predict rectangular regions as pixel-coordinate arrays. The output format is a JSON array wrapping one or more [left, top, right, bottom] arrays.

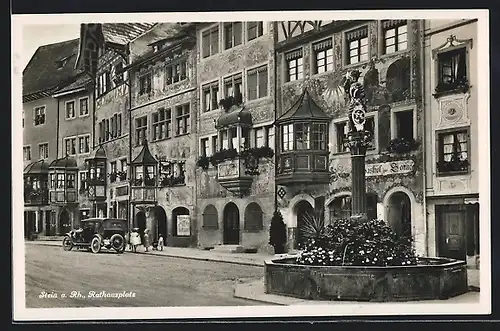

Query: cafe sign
[[365, 160, 415, 177]]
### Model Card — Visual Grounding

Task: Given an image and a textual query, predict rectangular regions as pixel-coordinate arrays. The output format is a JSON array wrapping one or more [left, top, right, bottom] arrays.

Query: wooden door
[[223, 203, 240, 244], [438, 205, 466, 261]]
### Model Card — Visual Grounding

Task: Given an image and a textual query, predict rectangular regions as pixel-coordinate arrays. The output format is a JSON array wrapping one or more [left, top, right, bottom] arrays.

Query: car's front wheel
[[90, 237, 101, 254], [110, 234, 125, 252], [62, 236, 73, 251]]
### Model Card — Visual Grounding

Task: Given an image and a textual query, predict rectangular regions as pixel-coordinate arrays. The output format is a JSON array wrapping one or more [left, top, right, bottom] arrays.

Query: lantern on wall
[[130, 139, 158, 204]]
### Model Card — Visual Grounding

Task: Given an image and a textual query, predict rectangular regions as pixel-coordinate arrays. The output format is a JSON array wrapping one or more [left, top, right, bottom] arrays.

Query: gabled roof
[[131, 139, 157, 165], [101, 23, 157, 45], [23, 159, 50, 175], [23, 38, 82, 102], [276, 89, 330, 123]]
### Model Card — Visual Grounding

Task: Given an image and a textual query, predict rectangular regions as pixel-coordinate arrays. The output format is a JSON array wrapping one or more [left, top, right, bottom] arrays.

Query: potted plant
[[196, 155, 210, 170], [269, 210, 287, 254]]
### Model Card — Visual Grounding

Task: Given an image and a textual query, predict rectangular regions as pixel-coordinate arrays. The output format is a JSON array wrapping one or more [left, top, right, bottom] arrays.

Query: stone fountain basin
[[264, 257, 468, 302]]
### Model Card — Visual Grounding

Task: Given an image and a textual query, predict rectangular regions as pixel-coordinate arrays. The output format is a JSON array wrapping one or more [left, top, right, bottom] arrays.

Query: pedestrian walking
[[143, 229, 151, 252], [130, 228, 141, 253], [158, 234, 164, 251], [125, 231, 131, 251]]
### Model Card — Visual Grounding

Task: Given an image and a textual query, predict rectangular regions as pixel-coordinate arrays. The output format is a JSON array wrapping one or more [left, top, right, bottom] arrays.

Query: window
[[346, 26, 369, 64], [98, 122, 103, 143], [79, 97, 89, 116], [161, 161, 186, 185], [110, 116, 115, 138], [79, 171, 87, 192], [201, 138, 210, 156], [175, 103, 190, 135], [105, 119, 110, 141], [224, 73, 243, 99], [202, 204, 218, 229], [211, 135, 218, 153], [221, 130, 229, 149], [65, 101, 76, 119], [224, 22, 243, 50], [437, 48, 467, 91], [313, 39, 334, 74], [202, 82, 219, 112], [117, 114, 122, 137], [120, 159, 127, 173], [135, 116, 148, 146], [139, 72, 152, 95], [152, 108, 171, 141], [255, 128, 265, 148], [268, 126, 275, 149], [34, 106, 46, 126], [165, 60, 187, 86], [97, 71, 110, 96], [66, 174, 76, 189], [23, 146, 31, 161], [247, 65, 268, 100], [202, 26, 219, 58], [395, 110, 414, 141], [282, 124, 294, 151], [311, 123, 327, 150], [37, 143, 48, 159], [247, 22, 264, 41], [295, 123, 310, 150], [437, 130, 469, 174], [78, 135, 90, 154], [383, 20, 408, 54], [55, 173, 65, 189], [110, 161, 117, 182], [285, 50, 303, 82], [244, 202, 263, 231], [113, 62, 124, 86], [335, 121, 348, 153], [172, 207, 190, 236], [65, 137, 77, 155]]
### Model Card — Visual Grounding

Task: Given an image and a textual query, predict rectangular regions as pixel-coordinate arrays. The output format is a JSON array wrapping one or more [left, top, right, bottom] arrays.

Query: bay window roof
[[276, 88, 330, 124], [48, 156, 78, 170], [23, 159, 50, 175], [215, 105, 253, 129], [86, 144, 107, 161], [131, 139, 157, 165]]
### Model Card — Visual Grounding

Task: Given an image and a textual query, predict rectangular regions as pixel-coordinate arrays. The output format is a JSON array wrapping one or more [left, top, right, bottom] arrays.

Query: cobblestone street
[[25, 244, 265, 307]]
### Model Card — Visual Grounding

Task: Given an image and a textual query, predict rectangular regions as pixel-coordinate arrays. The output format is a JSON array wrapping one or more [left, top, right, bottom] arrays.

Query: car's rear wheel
[[62, 237, 73, 251], [90, 237, 101, 254], [110, 234, 125, 252]]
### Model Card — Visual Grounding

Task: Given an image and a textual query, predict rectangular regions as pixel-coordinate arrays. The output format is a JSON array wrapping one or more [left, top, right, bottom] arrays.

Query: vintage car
[[62, 218, 128, 254]]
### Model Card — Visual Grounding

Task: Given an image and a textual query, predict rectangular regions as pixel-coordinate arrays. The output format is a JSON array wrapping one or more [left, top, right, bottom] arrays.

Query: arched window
[[244, 202, 263, 231], [202, 204, 219, 230], [172, 207, 190, 237]]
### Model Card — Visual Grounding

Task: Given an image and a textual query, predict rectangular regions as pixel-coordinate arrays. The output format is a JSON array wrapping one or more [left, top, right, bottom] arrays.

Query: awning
[[464, 197, 479, 205], [215, 106, 253, 129]]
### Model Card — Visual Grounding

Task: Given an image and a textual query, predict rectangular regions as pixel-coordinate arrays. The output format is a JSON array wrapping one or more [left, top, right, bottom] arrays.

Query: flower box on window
[[108, 172, 117, 183], [433, 78, 470, 98], [116, 170, 127, 181], [387, 137, 419, 154], [196, 155, 211, 170], [437, 159, 469, 174]]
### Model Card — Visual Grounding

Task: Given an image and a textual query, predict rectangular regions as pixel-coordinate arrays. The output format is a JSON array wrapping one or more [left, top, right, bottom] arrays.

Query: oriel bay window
[[275, 89, 330, 185], [23, 160, 50, 206], [130, 140, 157, 204], [85, 145, 107, 201], [48, 156, 78, 204]]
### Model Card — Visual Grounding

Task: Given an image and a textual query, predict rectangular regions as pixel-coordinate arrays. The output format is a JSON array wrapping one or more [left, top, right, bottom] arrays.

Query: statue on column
[[341, 70, 372, 155]]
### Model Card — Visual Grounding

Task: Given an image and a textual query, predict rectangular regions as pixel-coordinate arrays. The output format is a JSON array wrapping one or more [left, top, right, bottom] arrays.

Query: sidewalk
[[234, 278, 481, 306]]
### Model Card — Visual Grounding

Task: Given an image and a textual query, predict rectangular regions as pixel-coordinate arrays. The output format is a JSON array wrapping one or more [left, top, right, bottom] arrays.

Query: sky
[[21, 24, 81, 70]]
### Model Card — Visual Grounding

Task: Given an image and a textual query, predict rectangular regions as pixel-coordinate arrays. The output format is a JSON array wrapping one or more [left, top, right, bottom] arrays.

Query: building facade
[[126, 23, 199, 247], [423, 19, 480, 268], [194, 22, 277, 252], [273, 20, 427, 254], [22, 38, 85, 238]]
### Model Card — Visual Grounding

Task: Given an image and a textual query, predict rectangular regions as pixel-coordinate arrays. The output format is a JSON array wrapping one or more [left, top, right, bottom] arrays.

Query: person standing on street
[[158, 234, 164, 251], [130, 228, 141, 253], [143, 229, 151, 252]]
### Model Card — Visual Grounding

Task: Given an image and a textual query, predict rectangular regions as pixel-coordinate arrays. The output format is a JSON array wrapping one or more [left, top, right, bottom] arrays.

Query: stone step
[[211, 245, 245, 253]]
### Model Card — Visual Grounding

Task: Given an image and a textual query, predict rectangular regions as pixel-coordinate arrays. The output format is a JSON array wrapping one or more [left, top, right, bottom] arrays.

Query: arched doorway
[[135, 210, 147, 241], [386, 192, 412, 237], [295, 200, 314, 249], [155, 206, 167, 244], [223, 202, 240, 244], [59, 209, 71, 235]]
